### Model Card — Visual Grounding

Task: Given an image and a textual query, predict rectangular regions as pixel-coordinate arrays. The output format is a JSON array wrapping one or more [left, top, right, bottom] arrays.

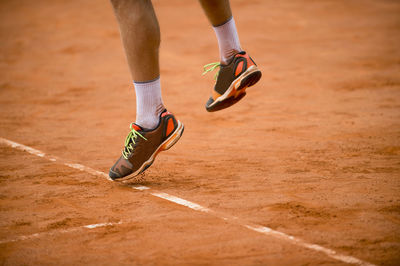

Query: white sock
[[133, 77, 164, 129], [213, 17, 242, 64]]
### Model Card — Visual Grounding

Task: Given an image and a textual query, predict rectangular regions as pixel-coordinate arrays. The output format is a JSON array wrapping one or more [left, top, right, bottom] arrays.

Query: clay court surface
[[1, 0, 400, 265]]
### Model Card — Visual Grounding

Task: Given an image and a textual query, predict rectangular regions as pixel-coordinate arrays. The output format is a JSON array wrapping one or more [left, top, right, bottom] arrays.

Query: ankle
[[213, 17, 241, 66], [134, 77, 164, 129], [221, 49, 241, 64]]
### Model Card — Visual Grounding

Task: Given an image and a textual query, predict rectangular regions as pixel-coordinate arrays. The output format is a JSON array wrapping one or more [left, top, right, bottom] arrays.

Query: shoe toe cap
[[205, 97, 215, 111], [109, 168, 122, 180], [109, 156, 134, 180]]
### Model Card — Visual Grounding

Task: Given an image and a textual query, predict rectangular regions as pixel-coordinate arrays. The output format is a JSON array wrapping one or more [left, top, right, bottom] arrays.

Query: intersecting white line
[[0, 137, 375, 266], [0, 222, 121, 244]]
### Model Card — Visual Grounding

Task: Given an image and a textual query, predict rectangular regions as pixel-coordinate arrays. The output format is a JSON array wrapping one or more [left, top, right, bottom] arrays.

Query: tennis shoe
[[203, 51, 262, 112], [109, 109, 184, 181]]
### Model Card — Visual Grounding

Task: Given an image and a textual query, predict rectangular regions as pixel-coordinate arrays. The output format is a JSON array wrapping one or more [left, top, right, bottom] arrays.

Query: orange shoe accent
[[132, 124, 141, 131], [166, 118, 174, 136], [235, 61, 244, 77], [212, 90, 222, 100], [236, 53, 255, 68], [161, 133, 176, 151], [246, 56, 255, 67]]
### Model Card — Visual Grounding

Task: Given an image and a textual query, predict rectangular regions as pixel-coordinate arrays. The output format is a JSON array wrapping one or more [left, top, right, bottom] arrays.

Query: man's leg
[[199, 0, 262, 112], [111, 0, 159, 81], [111, 0, 164, 129], [109, 0, 184, 181], [198, 0, 241, 64]]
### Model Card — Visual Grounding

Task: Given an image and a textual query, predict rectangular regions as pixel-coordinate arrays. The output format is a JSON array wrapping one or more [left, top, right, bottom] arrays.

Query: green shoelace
[[202, 62, 221, 80], [122, 123, 147, 160]]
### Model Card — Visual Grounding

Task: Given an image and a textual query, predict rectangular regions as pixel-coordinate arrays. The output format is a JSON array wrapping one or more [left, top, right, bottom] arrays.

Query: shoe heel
[[238, 70, 262, 91], [161, 122, 184, 151]]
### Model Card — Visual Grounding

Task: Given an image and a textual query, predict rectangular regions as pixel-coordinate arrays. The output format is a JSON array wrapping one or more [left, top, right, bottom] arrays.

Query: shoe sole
[[206, 65, 262, 112], [113, 120, 185, 182]]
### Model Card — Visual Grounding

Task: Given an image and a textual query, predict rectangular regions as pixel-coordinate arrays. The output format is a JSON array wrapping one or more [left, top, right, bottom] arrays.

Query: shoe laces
[[122, 123, 147, 160], [202, 62, 221, 80]]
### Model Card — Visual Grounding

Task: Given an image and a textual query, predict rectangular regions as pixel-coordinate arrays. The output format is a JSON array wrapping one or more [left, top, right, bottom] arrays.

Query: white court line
[[0, 137, 375, 266], [151, 192, 212, 213], [0, 222, 121, 244], [133, 185, 150, 191], [64, 162, 110, 180], [0, 138, 111, 180]]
